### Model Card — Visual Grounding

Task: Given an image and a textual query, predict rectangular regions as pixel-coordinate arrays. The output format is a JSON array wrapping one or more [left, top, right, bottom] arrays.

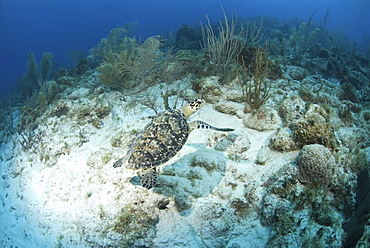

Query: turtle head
[[180, 98, 205, 119]]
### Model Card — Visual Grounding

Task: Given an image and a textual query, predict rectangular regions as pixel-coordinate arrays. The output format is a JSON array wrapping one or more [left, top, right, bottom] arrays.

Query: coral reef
[[1, 10, 370, 248], [261, 164, 351, 248]]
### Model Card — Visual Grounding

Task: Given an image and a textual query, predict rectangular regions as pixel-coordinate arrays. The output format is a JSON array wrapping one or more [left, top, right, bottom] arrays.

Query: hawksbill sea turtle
[[113, 98, 234, 189]]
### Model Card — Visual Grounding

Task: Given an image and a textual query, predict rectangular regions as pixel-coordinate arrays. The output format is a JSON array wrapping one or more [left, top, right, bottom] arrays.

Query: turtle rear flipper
[[113, 158, 124, 168], [140, 168, 157, 189]]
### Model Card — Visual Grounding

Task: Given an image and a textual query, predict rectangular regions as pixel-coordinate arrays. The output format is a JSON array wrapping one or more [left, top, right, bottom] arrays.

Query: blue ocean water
[[0, 0, 369, 95]]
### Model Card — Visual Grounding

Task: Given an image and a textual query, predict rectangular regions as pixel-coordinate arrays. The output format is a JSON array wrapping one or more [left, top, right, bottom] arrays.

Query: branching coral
[[201, 7, 263, 83], [88, 23, 137, 65], [39, 52, 54, 84], [97, 37, 162, 90], [283, 8, 329, 64], [0, 101, 16, 139], [22, 51, 54, 100], [25, 51, 40, 92], [237, 46, 271, 109], [18, 126, 43, 154]]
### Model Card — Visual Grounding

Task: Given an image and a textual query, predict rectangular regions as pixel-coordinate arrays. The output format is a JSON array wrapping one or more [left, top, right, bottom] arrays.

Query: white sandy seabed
[[0, 74, 358, 247]]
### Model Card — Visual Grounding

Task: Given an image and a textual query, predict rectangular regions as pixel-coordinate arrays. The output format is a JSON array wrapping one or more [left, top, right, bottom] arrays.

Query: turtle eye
[[195, 99, 205, 109]]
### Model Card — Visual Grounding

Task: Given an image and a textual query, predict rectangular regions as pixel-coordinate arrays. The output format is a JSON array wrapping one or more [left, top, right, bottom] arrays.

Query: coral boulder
[[295, 144, 337, 188]]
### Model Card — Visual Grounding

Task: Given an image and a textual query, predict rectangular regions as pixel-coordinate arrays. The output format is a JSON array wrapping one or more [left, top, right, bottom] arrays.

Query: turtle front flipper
[[140, 167, 157, 189], [189, 120, 234, 132]]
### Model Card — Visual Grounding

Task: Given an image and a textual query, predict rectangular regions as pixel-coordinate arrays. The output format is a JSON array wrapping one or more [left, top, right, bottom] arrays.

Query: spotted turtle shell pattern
[[125, 109, 189, 170]]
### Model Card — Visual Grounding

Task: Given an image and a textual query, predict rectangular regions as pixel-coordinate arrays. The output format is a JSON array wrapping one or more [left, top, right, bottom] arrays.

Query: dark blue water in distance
[[0, 0, 369, 94]]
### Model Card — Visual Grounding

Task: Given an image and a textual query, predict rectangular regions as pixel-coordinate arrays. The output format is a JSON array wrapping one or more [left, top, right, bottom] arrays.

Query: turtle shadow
[[129, 175, 142, 186], [150, 146, 228, 216]]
